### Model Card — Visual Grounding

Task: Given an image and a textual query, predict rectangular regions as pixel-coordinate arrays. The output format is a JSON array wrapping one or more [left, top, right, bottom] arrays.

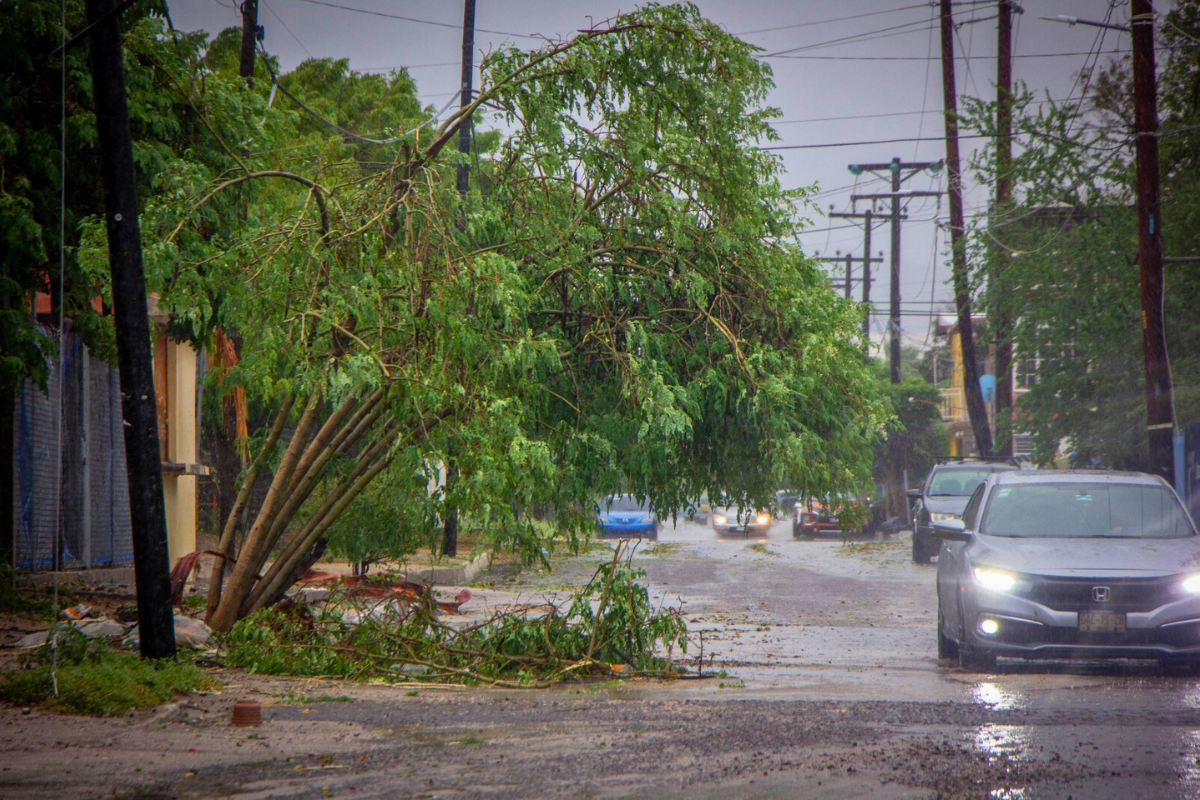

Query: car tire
[[936, 606, 959, 660], [912, 531, 934, 564]]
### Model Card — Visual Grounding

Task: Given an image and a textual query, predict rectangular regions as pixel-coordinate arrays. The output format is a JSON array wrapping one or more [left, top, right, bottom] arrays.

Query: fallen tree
[[141, 4, 887, 632]]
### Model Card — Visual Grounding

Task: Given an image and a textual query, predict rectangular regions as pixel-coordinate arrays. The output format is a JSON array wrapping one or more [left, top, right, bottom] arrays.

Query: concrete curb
[[401, 549, 492, 586], [17, 549, 494, 594]]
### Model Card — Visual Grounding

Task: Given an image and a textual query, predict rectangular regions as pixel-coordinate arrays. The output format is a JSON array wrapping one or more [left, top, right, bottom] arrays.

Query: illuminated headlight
[[755, 514, 770, 525], [713, 514, 727, 525], [973, 567, 1016, 592], [979, 618, 1000, 636], [1182, 574, 1200, 594], [930, 512, 959, 522]]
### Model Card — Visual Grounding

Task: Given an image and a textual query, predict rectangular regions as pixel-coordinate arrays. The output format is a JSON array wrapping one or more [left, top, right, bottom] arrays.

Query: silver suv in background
[[908, 457, 1023, 563]]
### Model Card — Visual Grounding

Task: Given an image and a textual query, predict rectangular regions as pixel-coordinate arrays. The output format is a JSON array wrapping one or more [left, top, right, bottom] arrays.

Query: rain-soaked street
[[7, 519, 1200, 799]]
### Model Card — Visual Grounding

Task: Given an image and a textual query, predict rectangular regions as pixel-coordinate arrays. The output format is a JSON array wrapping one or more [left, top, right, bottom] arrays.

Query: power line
[[763, 134, 989, 150], [758, 12, 996, 58], [766, 48, 1142, 61], [733, 3, 929, 36], [285, 0, 543, 39]]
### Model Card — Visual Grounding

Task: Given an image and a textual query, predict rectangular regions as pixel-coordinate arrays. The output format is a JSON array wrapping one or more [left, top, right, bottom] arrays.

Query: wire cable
[[286, 0, 543, 39], [256, 42, 460, 145]]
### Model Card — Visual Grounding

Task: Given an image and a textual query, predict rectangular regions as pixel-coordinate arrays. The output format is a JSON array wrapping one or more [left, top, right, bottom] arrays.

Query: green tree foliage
[[960, 2, 1200, 469], [152, 4, 887, 630], [872, 366, 949, 515], [11, 3, 887, 627]]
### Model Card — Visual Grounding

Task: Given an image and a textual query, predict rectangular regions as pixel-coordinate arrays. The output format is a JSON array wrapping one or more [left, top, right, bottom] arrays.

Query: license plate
[[1079, 610, 1126, 632]]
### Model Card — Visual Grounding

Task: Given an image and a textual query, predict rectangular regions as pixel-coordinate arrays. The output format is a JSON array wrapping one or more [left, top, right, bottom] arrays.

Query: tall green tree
[[960, 5, 1200, 471], [136, 4, 888, 631]]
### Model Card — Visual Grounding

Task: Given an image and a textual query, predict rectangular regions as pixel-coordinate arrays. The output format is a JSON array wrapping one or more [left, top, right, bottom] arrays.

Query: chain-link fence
[[13, 322, 133, 570]]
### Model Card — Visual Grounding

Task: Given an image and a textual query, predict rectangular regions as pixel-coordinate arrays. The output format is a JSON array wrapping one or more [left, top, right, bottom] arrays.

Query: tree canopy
[[8, 2, 890, 628]]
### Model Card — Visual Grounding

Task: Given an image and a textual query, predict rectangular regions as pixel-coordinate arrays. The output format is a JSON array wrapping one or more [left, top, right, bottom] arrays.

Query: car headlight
[[713, 514, 727, 525], [973, 567, 1016, 592], [755, 514, 770, 525], [1182, 574, 1200, 594], [930, 512, 959, 522]]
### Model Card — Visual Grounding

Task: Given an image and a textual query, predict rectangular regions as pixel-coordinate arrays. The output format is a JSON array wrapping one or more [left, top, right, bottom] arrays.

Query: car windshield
[[980, 482, 1194, 539], [604, 496, 647, 513], [929, 468, 998, 497]]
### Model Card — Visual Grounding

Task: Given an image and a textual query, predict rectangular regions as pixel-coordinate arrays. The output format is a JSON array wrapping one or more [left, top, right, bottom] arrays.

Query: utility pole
[[847, 165, 940, 383], [830, 208, 886, 342], [1131, 0, 1175, 482], [443, 0, 476, 558], [815, 251, 881, 302], [456, 0, 476, 202], [941, 0, 993, 456], [85, 0, 176, 659], [239, 0, 259, 83], [991, 0, 1018, 456]]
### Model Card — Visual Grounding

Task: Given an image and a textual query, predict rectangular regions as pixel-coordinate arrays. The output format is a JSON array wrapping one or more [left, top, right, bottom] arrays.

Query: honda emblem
[[1092, 586, 1111, 603]]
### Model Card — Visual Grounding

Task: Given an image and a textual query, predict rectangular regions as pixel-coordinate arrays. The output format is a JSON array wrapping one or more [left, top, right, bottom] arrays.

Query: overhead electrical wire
[[758, 12, 996, 58], [733, 3, 930, 36], [256, 42, 461, 146], [286, 0, 544, 39]]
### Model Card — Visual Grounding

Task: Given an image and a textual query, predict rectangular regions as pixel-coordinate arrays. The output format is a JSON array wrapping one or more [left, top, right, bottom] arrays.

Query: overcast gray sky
[[168, 0, 1145, 353]]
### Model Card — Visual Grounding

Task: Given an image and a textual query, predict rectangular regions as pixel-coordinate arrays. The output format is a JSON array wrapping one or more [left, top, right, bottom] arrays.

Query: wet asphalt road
[[8, 518, 1200, 799]]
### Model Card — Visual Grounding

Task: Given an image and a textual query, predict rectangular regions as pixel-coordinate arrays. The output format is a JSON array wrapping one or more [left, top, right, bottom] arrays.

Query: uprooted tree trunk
[[204, 385, 449, 632]]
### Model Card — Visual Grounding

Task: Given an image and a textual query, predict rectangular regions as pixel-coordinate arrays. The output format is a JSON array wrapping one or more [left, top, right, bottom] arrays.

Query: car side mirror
[[906, 489, 923, 499], [931, 518, 970, 541]]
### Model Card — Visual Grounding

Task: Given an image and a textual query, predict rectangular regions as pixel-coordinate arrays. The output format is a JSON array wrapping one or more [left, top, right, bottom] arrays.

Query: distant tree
[[872, 367, 949, 517], [959, 0, 1200, 470]]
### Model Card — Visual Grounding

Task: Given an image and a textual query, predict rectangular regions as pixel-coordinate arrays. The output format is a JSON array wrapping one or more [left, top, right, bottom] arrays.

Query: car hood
[[969, 534, 1200, 577], [924, 496, 971, 515]]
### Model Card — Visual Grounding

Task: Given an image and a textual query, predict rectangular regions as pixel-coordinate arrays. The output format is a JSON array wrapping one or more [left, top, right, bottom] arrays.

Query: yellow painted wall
[[162, 339, 199, 563]]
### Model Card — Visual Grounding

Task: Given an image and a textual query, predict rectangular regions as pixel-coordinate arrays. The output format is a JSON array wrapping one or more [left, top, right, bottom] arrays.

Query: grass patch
[[0, 565, 59, 620], [840, 540, 904, 554], [746, 543, 779, 558], [0, 628, 215, 716], [643, 542, 682, 558]]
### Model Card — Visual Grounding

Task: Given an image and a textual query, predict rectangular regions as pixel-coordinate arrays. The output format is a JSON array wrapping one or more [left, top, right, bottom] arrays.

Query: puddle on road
[[973, 723, 1030, 762], [971, 681, 1025, 710]]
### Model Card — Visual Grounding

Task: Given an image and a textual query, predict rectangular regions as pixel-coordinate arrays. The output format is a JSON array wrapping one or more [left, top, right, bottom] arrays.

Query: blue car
[[596, 495, 659, 539]]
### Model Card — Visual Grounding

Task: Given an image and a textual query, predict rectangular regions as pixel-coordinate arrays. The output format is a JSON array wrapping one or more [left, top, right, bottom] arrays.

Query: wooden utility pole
[[443, 0, 476, 558], [1131, 0, 1175, 482], [991, 0, 1016, 456], [940, 0, 993, 456], [848, 167, 939, 382], [85, 0, 176, 659], [456, 0, 476, 201], [829, 208, 885, 343], [239, 0, 258, 83]]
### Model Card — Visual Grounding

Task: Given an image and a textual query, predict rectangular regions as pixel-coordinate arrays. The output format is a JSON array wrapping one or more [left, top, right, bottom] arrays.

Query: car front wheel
[[912, 529, 935, 563], [936, 605, 959, 660]]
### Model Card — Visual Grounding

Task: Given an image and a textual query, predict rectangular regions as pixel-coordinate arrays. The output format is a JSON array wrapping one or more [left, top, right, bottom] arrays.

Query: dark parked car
[[933, 470, 1200, 671], [908, 458, 1022, 563], [792, 496, 878, 540], [596, 495, 659, 539]]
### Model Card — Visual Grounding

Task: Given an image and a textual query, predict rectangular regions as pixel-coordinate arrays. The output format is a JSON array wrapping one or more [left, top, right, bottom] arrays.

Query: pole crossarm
[[851, 191, 943, 202]]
